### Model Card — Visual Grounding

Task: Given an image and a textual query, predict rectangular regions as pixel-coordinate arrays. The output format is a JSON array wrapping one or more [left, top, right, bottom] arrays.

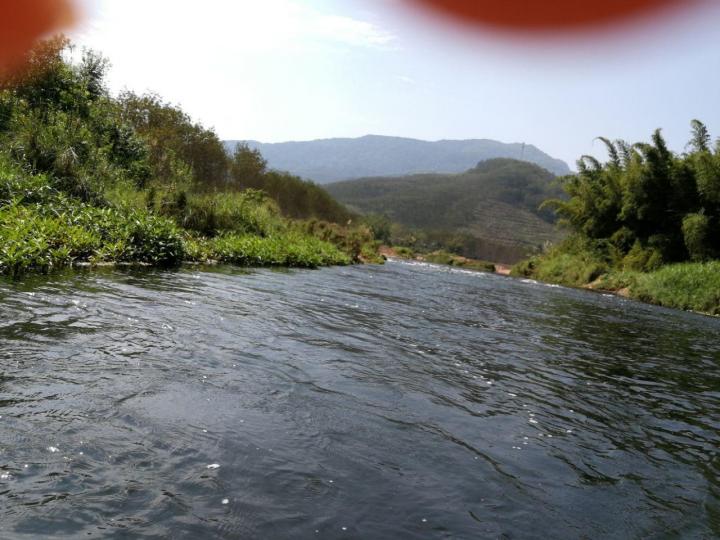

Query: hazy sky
[[72, 0, 720, 167]]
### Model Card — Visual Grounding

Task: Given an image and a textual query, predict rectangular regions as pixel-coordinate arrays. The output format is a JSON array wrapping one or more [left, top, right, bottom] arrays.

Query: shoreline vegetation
[[0, 37, 379, 277], [511, 123, 720, 317], [379, 245, 498, 273]]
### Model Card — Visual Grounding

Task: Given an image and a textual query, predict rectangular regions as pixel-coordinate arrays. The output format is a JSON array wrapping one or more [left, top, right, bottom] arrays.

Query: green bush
[[424, 250, 455, 266], [682, 213, 715, 261], [511, 237, 608, 286], [0, 192, 185, 275], [296, 219, 378, 263], [0, 204, 98, 274], [394, 246, 415, 259], [621, 240, 663, 272], [170, 190, 284, 237], [0, 157, 55, 205], [207, 233, 350, 268]]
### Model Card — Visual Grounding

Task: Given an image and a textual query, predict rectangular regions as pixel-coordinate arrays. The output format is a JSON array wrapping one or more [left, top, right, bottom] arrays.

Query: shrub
[[682, 212, 715, 261], [622, 240, 663, 272], [207, 233, 350, 268], [168, 190, 284, 237]]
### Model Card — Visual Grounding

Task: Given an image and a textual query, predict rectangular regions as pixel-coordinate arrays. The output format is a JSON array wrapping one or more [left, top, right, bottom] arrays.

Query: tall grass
[[199, 234, 350, 268], [630, 262, 720, 315], [511, 242, 608, 287], [513, 241, 720, 315]]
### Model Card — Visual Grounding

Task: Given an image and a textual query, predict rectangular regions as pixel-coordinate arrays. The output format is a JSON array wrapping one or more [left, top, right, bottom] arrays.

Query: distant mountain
[[223, 135, 571, 183], [326, 158, 566, 263]]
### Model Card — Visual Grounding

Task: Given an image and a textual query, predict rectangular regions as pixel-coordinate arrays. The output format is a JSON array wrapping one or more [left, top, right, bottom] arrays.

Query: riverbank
[[512, 252, 720, 317], [379, 246, 498, 273], [0, 166, 363, 276], [0, 38, 383, 278]]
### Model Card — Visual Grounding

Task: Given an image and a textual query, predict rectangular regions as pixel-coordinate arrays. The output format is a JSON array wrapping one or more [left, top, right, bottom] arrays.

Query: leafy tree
[[230, 143, 267, 186], [118, 92, 228, 187], [545, 120, 720, 268], [0, 36, 150, 200]]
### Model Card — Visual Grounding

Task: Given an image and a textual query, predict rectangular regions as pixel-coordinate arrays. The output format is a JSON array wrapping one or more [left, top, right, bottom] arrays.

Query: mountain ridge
[[223, 135, 571, 183]]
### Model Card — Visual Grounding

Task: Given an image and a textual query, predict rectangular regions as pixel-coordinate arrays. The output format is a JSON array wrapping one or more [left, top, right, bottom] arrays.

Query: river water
[[0, 260, 718, 539]]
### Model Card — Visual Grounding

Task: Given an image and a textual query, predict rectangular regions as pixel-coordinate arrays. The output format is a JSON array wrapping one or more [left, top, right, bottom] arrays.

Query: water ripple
[[0, 261, 718, 538]]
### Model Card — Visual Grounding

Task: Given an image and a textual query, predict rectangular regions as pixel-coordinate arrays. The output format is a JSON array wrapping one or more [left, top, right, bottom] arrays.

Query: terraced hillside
[[326, 158, 566, 263]]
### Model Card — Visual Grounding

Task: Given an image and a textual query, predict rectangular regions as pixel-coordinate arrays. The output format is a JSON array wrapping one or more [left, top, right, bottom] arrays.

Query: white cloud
[[310, 14, 397, 49], [74, 0, 396, 55]]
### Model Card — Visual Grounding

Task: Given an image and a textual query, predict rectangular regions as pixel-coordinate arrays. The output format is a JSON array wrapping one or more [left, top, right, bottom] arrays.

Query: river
[[0, 260, 718, 539]]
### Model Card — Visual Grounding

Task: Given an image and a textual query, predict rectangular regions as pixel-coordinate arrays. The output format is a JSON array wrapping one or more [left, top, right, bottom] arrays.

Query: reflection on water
[[0, 261, 718, 538]]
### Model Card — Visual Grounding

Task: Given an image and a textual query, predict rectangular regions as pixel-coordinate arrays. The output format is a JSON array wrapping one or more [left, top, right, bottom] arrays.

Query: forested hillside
[[224, 135, 571, 183], [0, 38, 374, 275], [327, 158, 565, 263]]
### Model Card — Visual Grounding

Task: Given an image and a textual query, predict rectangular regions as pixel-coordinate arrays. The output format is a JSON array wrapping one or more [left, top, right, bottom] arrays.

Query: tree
[[230, 143, 267, 187], [546, 121, 720, 266], [118, 91, 228, 187]]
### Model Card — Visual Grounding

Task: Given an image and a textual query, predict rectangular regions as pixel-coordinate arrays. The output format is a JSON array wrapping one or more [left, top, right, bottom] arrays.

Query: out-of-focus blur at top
[[408, 0, 699, 32], [0, 0, 77, 70], [0, 0, 708, 73]]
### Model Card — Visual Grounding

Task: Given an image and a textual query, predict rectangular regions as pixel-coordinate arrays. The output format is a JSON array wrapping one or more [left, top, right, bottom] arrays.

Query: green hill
[[326, 158, 565, 263]]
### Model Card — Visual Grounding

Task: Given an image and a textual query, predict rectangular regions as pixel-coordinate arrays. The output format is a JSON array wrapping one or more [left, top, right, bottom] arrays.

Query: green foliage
[[547, 121, 720, 263], [0, 195, 185, 275], [422, 250, 455, 265], [202, 233, 350, 268], [394, 246, 416, 259], [597, 263, 720, 316], [630, 262, 720, 315], [362, 213, 392, 244], [230, 143, 267, 185], [296, 219, 380, 263], [681, 213, 715, 262], [621, 240, 663, 272], [168, 190, 285, 237], [1, 37, 151, 201], [0, 38, 374, 276], [327, 158, 563, 262], [517, 121, 720, 314], [511, 243, 608, 287], [118, 92, 227, 187]]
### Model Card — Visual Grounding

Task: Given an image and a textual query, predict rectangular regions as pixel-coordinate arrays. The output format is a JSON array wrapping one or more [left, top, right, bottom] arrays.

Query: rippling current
[[1, 260, 719, 539]]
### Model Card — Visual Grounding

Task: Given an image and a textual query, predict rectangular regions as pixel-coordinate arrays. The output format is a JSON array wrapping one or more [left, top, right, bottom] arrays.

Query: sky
[[71, 0, 720, 168]]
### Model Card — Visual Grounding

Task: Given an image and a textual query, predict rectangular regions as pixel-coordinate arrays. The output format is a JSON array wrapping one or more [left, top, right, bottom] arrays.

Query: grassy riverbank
[[0, 38, 375, 276], [0, 157, 354, 276], [512, 123, 720, 316], [513, 247, 720, 315]]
